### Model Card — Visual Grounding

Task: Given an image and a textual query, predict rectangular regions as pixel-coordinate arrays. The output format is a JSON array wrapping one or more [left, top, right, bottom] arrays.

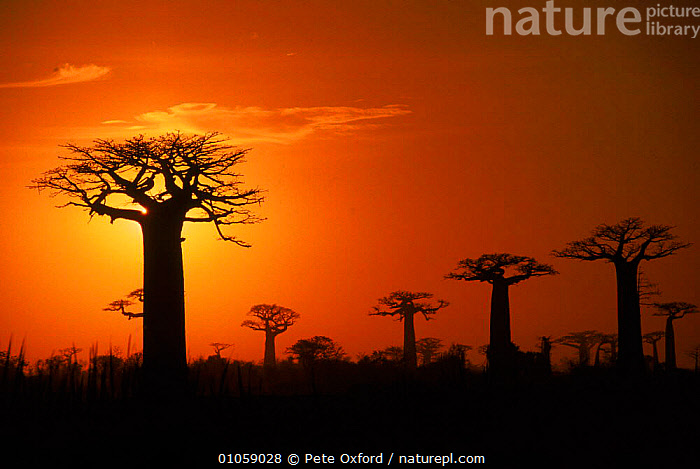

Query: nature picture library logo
[[485, 0, 700, 37]]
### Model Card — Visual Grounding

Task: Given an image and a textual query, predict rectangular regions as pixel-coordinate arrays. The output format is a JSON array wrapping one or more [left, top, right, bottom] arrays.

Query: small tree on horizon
[[241, 304, 300, 368], [415, 337, 443, 366], [555, 331, 602, 367], [370, 291, 448, 370], [286, 336, 346, 367]]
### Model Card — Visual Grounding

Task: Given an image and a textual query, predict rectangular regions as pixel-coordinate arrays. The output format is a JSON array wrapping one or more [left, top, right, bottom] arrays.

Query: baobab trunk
[[614, 262, 644, 374], [264, 331, 277, 368], [664, 317, 676, 370], [403, 312, 417, 369], [489, 280, 514, 377], [141, 213, 187, 392]]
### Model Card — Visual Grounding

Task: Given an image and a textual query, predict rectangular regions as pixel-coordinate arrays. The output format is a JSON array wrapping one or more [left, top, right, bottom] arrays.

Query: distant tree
[[370, 291, 448, 370], [555, 331, 602, 367], [209, 343, 233, 359], [103, 289, 144, 320], [652, 302, 698, 370], [286, 336, 346, 367], [384, 346, 404, 362], [687, 346, 700, 374], [59, 345, 82, 366], [446, 253, 557, 379], [31, 132, 264, 391], [241, 304, 299, 368], [415, 338, 443, 366], [553, 218, 690, 375], [592, 333, 618, 367], [643, 331, 665, 371], [538, 336, 553, 374]]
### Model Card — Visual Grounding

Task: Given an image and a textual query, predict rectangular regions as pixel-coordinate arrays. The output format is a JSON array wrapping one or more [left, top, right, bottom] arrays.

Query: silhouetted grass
[[1, 343, 698, 466]]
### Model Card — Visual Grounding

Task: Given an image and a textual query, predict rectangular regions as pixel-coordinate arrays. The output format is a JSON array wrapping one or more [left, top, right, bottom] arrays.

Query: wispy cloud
[[99, 102, 412, 144], [0, 64, 111, 88]]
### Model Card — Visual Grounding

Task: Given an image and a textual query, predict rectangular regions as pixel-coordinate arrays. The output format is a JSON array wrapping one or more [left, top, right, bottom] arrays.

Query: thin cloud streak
[[100, 102, 412, 144], [0, 64, 111, 88]]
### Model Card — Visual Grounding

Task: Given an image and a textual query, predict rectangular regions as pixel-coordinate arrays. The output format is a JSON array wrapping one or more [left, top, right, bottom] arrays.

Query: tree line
[[30, 133, 696, 392]]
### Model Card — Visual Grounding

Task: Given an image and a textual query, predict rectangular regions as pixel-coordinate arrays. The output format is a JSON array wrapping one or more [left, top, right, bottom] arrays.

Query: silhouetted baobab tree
[[370, 291, 448, 370], [553, 218, 690, 375], [104, 289, 144, 320], [241, 304, 299, 368], [209, 343, 233, 359], [446, 253, 557, 379], [652, 302, 698, 370], [643, 331, 664, 371], [555, 331, 601, 367], [415, 338, 443, 366], [31, 132, 264, 391]]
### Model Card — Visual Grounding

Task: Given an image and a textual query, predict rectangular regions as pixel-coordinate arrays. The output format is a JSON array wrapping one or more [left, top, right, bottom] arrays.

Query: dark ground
[[2, 367, 699, 467]]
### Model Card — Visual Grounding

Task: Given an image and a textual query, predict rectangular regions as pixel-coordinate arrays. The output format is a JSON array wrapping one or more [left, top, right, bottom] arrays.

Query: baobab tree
[[652, 302, 698, 370], [555, 331, 601, 367], [103, 289, 144, 320], [643, 331, 664, 371], [209, 343, 233, 359], [445, 253, 557, 378], [241, 304, 299, 367], [31, 132, 265, 390], [415, 338, 443, 366], [553, 218, 690, 375], [370, 290, 448, 369]]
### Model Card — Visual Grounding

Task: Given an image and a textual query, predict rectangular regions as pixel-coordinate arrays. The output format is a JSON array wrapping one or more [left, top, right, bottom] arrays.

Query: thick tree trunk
[[264, 331, 276, 368], [488, 280, 515, 378], [614, 262, 644, 375], [141, 214, 187, 393], [403, 312, 417, 370], [665, 317, 676, 370]]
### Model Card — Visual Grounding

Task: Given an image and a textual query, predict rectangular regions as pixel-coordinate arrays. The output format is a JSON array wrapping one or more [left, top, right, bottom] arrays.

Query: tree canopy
[[31, 132, 265, 246], [445, 253, 557, 285], [552, 217, 690, 265]]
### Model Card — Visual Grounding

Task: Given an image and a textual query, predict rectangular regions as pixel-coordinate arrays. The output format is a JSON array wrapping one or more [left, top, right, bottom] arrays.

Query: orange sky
[[0, 0, 698, 368]]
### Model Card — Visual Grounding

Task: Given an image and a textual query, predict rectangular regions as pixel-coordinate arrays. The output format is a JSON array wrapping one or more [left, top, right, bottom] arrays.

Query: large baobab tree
[[370, 291, 448, 370], [555, 331, 602, 367], [553, 218, 690, 374], [445, 253, 557, 378], [652, 302, 698, 370], [31, 132, 265, 390], [241, 304, 300, 367]]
